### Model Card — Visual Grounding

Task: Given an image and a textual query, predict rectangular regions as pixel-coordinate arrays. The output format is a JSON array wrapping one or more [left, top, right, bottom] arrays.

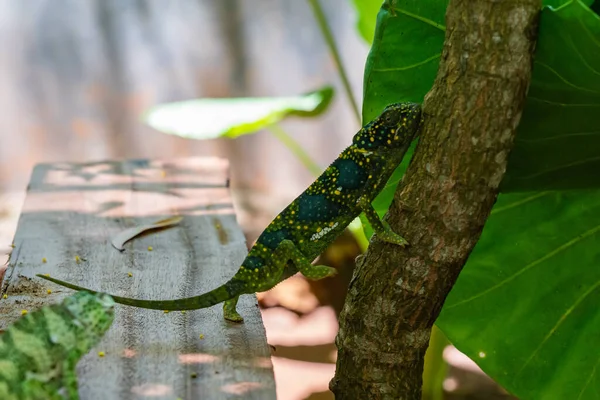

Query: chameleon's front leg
[[274, 239, 337, 280], [358, 197, 408, 246]]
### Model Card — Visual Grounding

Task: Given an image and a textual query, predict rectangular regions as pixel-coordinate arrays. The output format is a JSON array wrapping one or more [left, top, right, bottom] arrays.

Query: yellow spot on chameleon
[[164, 310, 170, 313], [334, 190, 340, 195], [47, 289, 52, 294], [98, 351, 105, 357], [199, 334, 205, 339], [74, 255, 81, 263], [42, 257, 47, 263], [21, 310, 28, 316], [2, 294, 7, 299], [127, 272, 133, 277], [317, 227, 322, 232]]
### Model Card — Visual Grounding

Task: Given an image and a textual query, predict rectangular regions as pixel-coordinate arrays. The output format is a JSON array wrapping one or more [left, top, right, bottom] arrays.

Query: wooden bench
[[0, 157, 276, 399]]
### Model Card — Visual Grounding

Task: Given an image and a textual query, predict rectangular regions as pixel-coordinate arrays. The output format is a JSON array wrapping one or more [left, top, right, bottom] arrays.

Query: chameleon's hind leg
[[358, 197, 408, 246], [274, 239, 337, 280], [223, 296, 243, 323]]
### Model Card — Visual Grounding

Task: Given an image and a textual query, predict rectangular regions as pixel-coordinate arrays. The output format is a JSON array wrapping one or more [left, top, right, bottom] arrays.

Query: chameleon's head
[[352, 102, 421, 152], [64, 291, 115, 344]]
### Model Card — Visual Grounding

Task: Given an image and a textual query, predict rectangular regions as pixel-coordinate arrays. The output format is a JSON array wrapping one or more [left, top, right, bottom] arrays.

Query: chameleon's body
[[0, 292, 115, 400], [38, 102, 422, 322]]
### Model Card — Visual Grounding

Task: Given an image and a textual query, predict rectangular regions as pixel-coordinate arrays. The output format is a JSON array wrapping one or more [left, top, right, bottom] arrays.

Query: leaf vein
[[535, 61, 600, 95], [517, 130, 600, 143], [528, 97, 600, 107], [389, 7, 446, 31], [491, 192, 550, 215], [515, 279, 600, 380], [579, 15, 600, 52], [372, 54, 441, 72], [519, 155, 600, 180], [445, 224, 600, 309], [565, 33, 600, 78], [577, 339, 600, 399]]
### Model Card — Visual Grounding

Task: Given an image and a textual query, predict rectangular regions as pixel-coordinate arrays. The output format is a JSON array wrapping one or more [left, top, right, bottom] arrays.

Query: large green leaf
[[358, 0, 600, 398], [438, 190, 600, 399], [142, 86, 334, 139], [501, 1, 600, 191]]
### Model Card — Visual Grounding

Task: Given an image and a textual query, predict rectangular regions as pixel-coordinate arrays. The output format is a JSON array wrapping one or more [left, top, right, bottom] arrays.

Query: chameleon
[[0, 292, 115, 400], [37, 102, 422, 322]]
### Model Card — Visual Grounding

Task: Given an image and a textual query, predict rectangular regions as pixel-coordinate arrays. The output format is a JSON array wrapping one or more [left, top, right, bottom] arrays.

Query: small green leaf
[[143, 86, 334, 140]]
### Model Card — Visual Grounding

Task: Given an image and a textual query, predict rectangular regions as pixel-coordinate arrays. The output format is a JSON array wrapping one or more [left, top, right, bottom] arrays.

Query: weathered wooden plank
[[0, 157, 276, 400]]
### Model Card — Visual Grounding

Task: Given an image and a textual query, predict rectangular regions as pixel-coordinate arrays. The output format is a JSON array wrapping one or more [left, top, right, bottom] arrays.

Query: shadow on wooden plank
[[0, 157, 276, 400]]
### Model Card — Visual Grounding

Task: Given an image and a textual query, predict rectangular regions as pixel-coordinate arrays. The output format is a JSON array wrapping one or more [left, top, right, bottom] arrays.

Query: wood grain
[[0, 157, 276, 399]]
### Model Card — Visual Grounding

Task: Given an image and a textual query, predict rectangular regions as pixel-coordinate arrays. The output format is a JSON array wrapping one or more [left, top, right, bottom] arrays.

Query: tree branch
[[331, 0, 541, 398]]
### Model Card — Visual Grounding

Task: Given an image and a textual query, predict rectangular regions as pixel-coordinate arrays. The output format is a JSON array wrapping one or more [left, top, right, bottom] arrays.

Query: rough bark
[[331, 0, 541, 399]]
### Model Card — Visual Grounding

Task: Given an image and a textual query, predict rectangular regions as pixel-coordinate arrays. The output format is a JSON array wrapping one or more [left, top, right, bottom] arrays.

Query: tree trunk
[[330, 0, 541, 398]]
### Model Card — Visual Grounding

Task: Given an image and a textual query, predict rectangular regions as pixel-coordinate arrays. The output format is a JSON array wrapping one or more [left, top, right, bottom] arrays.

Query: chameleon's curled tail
[[36, 274, 245, 311]]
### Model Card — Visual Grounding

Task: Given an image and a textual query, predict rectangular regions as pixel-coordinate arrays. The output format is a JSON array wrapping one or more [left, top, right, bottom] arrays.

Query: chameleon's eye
[[381, 110, 400, 127]]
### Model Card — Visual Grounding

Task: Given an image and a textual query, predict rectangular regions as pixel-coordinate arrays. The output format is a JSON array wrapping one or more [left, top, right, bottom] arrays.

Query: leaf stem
[[307, 0, 361, 125], [268, 123, 322, 177]]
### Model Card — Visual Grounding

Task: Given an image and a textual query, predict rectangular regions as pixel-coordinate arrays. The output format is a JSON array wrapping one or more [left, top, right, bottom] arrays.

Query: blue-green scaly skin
[[37, 102, 422, 322], [0, 292, 115, 399]]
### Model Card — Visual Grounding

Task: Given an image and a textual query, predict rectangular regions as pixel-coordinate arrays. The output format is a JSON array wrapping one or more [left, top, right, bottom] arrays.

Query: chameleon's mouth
[[355, 147, 373, 155]]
